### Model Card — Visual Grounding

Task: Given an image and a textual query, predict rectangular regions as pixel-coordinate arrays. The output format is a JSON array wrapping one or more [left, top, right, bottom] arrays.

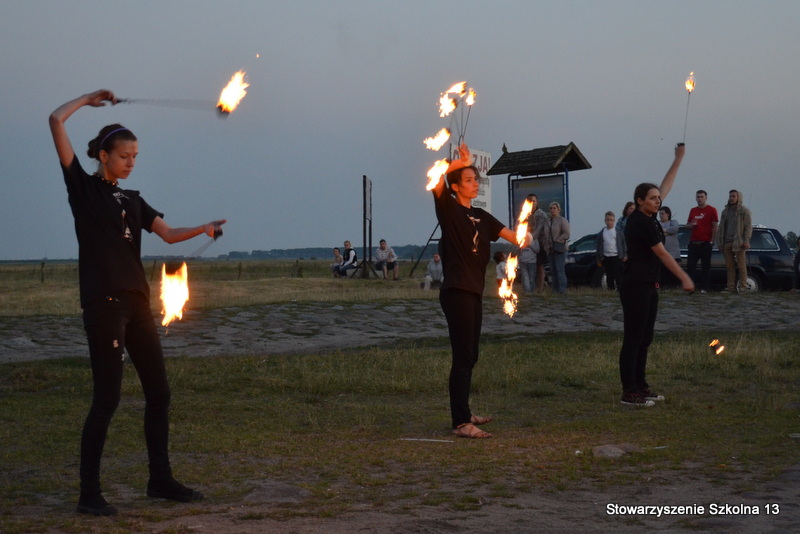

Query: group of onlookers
[[597, 188, 754, 293]]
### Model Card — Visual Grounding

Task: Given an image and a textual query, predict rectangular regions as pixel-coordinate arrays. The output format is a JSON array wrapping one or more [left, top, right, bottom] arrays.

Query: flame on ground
[[424, 128, 451, 151], [685, 71, 695, 93], [161, 262, 189, 327], [217, 70, 249, 113], [709, 339, 725, 355]]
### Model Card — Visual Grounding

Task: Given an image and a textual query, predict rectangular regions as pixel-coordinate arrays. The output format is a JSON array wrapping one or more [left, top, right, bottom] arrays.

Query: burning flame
[[217, 70, 249, 114], [685, 71, 695, 93], [709, 339, 725, 355], [465, 88, 477, 106], [498, 199, 535, 317], [439, 94, 457, 117], [161, 262, 189, 327], [445, 81, 467, 96], [423, 128, 451, 151], [498, 255, 519, 317], [426, 159, 450, 190]]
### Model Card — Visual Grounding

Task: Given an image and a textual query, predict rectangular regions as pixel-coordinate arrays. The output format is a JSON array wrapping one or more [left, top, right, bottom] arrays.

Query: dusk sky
[[1, 1, 798, 260]]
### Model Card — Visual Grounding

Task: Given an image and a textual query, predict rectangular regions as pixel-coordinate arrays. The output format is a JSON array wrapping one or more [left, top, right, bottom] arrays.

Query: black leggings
[[80, 291, 172, 495], [439, 288, 483, 428], [618, 280, 658, 394]]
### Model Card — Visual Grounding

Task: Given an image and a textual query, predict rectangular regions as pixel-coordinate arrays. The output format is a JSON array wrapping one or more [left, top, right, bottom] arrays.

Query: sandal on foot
[[453, 423, 492, 439], [470, 415, 493, 425]]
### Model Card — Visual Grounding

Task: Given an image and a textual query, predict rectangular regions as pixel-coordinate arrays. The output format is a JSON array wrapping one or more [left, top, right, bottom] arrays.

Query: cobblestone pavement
[[2, 291, 799, 363]]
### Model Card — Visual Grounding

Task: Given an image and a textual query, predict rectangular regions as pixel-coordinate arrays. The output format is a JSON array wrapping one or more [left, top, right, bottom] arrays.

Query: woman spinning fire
[[49, 89, 225, 516], [431, 144, 523, 438]]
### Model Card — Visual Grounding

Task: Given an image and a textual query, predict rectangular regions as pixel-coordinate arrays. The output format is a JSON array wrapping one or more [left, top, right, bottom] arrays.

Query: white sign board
[[449, 145, 492, 213]]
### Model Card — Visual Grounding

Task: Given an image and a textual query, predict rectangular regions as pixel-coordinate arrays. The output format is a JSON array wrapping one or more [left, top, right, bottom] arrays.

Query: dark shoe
[[147, 478, 204, 502], [76, 493, 118, 516], [640, 388, 665, 401], [620, 392, 655, 407]]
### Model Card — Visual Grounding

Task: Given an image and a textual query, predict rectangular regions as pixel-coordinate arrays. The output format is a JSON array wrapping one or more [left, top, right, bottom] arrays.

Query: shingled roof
[[487, 142, 591, 176]]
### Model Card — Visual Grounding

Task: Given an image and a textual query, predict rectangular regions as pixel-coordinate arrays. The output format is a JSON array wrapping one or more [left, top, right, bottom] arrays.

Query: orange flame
[[709, 339, 725, 355], [217, 70, 249, 113], [161, 262, 189, 327], [423, 128, 451, 151], [426, 159, 450, 191], [445, 81, 467, 96], [465, 88, 477, 106], [685, 72, 695, 93], [499, 255, 519, 317], [515, 199, 534, 245]]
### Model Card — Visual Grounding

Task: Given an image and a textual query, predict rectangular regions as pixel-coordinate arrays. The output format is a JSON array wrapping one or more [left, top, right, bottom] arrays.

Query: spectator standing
[[686, 190, 718, 293], [595, 211, 626, 290], [525, 194, 548, 292], [616, 202, 635, 233], [546, 202, 570, 294], [717, 190, 753, 292], [518, 231, 538, 293], [423, 252, 444, 290], [333, 240, 357, 277], [374, 239, 400, 280]]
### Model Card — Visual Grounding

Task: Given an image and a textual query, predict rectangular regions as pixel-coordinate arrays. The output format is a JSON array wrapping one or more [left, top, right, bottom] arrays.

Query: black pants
[[80, 291, 172, 496], [603, 256, 622, 290], [687, 242, 712, 291], [439, 288, 482, 428], [618, 280, 658, 394]]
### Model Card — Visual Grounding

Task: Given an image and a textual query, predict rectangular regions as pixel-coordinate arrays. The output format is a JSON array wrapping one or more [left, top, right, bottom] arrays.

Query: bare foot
[[453, 423, 492, 439], [470, 415, 493, 425]]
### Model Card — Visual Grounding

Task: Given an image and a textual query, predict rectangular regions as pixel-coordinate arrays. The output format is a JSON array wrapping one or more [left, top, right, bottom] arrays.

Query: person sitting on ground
[[423, 252, 444, 290], [330, 247, 343, 276], [494, 251, 507, 288], [374, 239, 400, 280], [333, 240, 357, 277]]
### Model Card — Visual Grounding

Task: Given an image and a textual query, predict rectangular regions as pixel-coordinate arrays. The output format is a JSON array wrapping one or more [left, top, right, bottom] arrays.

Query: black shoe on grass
[[620, 392, 655, 407], [147, 478, 204, 502], [76, 493, 118, 516]]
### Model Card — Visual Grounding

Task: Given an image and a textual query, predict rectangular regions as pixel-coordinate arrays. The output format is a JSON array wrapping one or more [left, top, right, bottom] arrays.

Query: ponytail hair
[[87, 124, 137, 160]]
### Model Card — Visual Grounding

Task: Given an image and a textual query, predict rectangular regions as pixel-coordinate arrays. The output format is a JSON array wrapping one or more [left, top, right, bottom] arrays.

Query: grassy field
[[1, 261, 799, 532]]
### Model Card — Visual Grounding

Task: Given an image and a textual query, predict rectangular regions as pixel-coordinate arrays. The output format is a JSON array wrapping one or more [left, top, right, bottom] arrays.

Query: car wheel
[[739, 273, 762, 292]]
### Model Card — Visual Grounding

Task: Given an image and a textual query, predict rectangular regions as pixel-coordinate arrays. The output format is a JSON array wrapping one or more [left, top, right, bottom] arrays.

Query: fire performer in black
[[49, 90, 225, 516], [618, 144, 694, 407], [432, 144, 520, 438]]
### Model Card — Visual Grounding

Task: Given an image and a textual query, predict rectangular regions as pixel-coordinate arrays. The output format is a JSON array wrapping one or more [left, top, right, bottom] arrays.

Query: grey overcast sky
[[1, 0, 798, 260]]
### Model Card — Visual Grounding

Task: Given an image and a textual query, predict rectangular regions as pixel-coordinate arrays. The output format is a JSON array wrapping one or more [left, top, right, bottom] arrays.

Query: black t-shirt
[[62, 156, 163, 307], [622, 208, 664, 284], [434, 190, 504, 295]]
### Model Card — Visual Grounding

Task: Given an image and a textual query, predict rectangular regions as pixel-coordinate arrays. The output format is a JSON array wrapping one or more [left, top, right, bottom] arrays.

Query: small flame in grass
[[685, 71, 695, 93], [424, 128, 451, 151], [426, 159, 450, 190], [709, 339, 725, 355], [217, 70, 249, 114], [161, 262, 189, 327]]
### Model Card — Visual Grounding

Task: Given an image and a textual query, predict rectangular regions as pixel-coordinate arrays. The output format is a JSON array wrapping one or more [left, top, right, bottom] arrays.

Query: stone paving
[[2, 291, 799, 363]]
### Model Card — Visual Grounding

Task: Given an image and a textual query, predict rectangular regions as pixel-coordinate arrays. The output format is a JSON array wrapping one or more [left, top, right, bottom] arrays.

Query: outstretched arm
[[49, 90, 117, 168], [151, 217, 226, 244], [657, 144, 685, 202]]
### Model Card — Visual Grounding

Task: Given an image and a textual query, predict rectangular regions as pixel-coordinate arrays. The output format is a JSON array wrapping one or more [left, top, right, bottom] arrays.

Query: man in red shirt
[[686, 190, 718, 292]]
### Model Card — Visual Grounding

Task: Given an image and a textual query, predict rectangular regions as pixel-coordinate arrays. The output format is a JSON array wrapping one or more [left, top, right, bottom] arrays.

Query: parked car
[[565, 225, 794, 291]]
